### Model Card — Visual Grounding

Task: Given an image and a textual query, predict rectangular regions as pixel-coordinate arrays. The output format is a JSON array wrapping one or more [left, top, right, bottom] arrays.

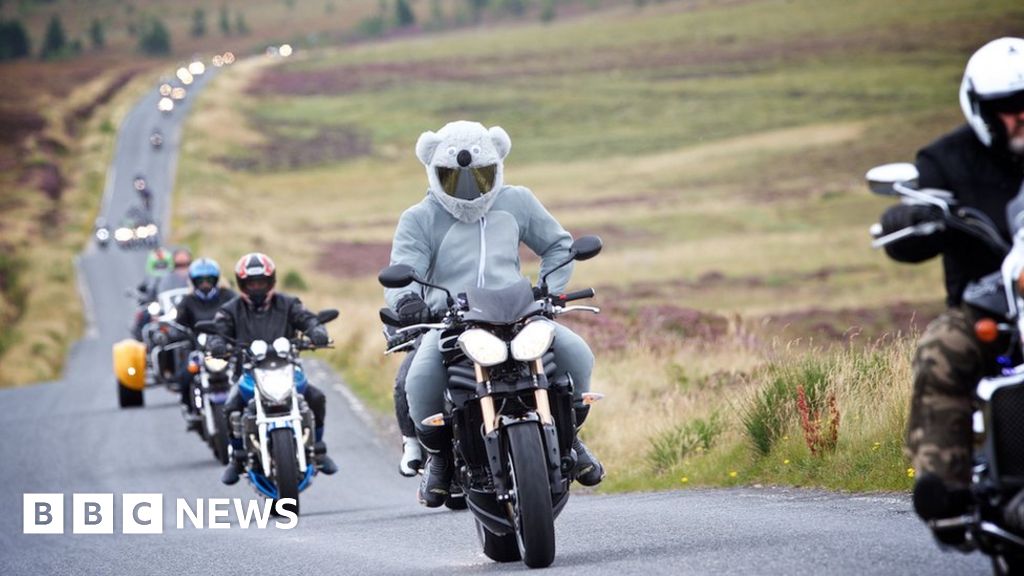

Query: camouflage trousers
[[905, 308, 993, 489]]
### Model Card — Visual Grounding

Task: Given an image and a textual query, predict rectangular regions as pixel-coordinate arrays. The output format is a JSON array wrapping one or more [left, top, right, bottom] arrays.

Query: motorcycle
[[149, 130, 163, 150], [867, 162, 1024, 575], [94, 217, 110, 249], [196, 309, 338, 516], [381, 323, 468, 510], [184, 332, 233, 464], [378, 235, 605, 569], [113, 286, 190, 408]]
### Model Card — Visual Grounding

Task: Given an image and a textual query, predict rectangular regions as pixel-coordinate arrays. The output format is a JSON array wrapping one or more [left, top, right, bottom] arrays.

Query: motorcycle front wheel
[[270, 427, 300, 516], [506, 423, 556, 568]]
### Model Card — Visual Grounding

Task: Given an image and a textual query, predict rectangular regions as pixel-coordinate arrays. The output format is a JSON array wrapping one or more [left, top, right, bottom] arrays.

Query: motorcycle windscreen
[[462, 279, 542, 325]]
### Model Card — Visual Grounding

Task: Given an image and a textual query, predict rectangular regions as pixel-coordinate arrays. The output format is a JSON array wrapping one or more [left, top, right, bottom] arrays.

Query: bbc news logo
[[23, 494, 297, 534]]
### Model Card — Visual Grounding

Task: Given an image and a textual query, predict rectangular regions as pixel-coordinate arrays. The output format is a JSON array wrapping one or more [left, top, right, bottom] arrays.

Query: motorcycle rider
[[386, 120, 604, 508], [132, 247, 174, 340], [155, 248, 192, 293], [877, 37, 1024, 541], [174, 258, 237, 426], [209, 252, 339, 484]]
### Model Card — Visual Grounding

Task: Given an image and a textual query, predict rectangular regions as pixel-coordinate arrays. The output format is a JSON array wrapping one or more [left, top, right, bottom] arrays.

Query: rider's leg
[[302, 384, 337, 475], [406, 331, 452, 507], [906, 309, 984, 543], [395, 345, 422, 476], [220, 387, 246, 485]]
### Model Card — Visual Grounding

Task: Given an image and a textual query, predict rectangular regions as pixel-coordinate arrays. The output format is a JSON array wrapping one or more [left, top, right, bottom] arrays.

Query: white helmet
[[959, 37, 1024, 148]]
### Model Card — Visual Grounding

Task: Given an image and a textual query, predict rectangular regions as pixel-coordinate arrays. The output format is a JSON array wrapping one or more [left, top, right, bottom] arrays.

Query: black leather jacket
[[882, 124, 1024, 306], [208, 292, 321, 349], [175, 288, 237, 332]]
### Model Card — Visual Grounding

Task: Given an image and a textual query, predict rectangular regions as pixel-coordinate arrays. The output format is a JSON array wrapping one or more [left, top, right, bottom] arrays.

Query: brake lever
[[397, 322, 447, 334], [555, 305, 601, 316]]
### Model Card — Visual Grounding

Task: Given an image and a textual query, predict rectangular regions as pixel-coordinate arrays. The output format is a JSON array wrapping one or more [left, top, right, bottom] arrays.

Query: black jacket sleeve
[[207, 306, 236, 352], [176, 298, 195, 331], [287, 297, 321, 335], [879, 146, 950, 264]]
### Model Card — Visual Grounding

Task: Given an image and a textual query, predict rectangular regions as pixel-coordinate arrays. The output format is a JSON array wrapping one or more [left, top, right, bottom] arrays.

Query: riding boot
[[416, 426, 453, 508], [399, 435, 423, 477], [571, 405, 605, 487], [312, 427, 338, 475], [221, 448, 245, 485]]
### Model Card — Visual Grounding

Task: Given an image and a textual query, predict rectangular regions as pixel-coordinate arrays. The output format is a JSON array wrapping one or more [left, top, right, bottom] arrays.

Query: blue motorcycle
[[198, 310, 337, 516]]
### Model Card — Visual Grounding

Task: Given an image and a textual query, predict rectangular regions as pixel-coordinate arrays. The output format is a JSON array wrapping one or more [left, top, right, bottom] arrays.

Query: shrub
[[646, 412, 723, 473], [282, 269, 308, 291]]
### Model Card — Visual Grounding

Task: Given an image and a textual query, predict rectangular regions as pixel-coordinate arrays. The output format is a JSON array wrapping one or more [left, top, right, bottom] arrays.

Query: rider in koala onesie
[[385, 120, 605, 507]]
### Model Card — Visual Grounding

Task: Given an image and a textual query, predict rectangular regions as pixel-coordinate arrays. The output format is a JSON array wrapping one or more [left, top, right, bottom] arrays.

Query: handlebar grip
[[556, 288, 595, 303]]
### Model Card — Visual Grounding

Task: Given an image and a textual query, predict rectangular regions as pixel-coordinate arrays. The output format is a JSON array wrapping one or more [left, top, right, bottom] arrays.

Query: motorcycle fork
[[532, 359, 566, 495], [474, 364, 511, 500]]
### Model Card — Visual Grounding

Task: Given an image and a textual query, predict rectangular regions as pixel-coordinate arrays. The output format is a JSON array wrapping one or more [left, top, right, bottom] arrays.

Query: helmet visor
[[436, 165, 497, 198], [982, 90, 1024, 115], [192, 275, 217, 288]]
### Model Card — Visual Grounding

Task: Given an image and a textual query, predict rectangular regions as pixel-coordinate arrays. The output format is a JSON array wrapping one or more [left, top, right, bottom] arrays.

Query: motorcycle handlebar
[[554, 288, 595, 304]]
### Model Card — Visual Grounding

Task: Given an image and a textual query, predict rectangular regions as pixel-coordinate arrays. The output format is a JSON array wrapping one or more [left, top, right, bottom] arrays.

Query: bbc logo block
[[23, 494, 64, 534], [23, 493, 163, 534]]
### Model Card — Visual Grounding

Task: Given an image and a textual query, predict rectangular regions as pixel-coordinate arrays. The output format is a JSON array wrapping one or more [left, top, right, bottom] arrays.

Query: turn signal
[[187, 362, 200, 374], [975, 318, 999, 343], [421, 413, 445, 427], [581, 392, 605, 405]]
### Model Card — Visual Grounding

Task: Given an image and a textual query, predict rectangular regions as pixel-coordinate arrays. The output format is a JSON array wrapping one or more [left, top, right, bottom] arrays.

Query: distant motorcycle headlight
[[457, 329, 508, 367], [147, 302, 161, 316], [255, 366, 294, 404], [511, 320, 556, 361]]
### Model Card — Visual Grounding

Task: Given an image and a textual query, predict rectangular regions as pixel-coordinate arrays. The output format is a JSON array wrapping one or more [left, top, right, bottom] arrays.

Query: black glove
[[396, 292, 432, 326], [307, 325, 330, 347], [207, 337, 228, 357], [532, 285, 547, 300], [880, 204, 941, 235]]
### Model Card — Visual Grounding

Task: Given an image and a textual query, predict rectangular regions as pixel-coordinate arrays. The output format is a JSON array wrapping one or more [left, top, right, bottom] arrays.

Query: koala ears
[[415, 131, 442, 167], [489, 126, 511, 160], [415, 124, 512, 166]]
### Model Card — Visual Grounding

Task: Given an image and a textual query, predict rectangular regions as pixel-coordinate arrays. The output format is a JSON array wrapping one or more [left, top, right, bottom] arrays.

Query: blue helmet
[[188, 258, 221, 300]]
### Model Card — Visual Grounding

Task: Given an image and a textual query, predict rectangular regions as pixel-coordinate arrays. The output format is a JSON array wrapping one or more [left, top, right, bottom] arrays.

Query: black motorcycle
[[184, 332, 233, 464], [378, 236, 605, 569], [868, 162, 1024, 575]]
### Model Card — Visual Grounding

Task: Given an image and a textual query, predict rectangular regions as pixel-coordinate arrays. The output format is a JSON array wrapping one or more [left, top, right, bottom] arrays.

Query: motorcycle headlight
[[204, 357, 228, 373], [510, 320, 555, 361], [147, 302, 161, 316], [272, 337, 291, 357], [250, 340, 268, 362], [255, 366, 294, 404], [457, 329, 508, 367]]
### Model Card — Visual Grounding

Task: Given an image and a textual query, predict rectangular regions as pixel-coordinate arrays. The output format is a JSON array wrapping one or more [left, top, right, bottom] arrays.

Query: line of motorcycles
[[112, 281, 340, 517], [107, 234, 608, 569]]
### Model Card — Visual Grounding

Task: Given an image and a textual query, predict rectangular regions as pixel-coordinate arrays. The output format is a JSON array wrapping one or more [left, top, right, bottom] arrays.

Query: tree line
[[0, 5, 253, 62]]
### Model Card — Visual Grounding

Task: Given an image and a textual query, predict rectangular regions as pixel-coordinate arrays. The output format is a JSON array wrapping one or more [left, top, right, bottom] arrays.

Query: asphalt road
[[0, 63, 993, 575]]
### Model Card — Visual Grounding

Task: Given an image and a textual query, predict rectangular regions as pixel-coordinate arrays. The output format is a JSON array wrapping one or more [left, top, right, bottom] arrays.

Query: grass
[[0, 64, 169, 385], [165, 0, 1022, 493]]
